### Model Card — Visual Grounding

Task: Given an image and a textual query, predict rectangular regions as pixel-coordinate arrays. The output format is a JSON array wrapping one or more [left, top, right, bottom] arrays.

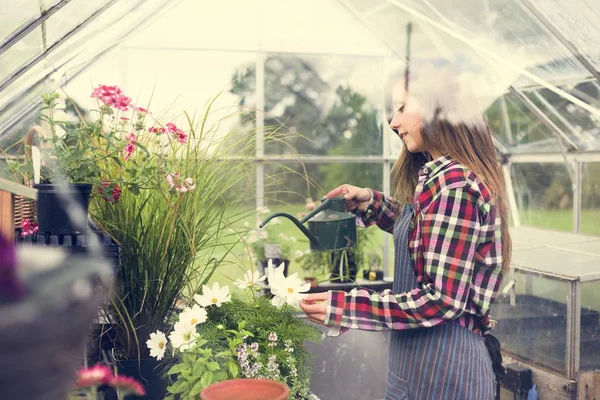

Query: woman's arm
[[323, 185, 485, 331], [325, 184, 399, 234], [355, 189, 399, 234]]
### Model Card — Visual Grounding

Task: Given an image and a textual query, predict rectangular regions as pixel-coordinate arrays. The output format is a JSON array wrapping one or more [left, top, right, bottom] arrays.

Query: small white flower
[[179, 305, 207, 326], [279, 233, 288, 241], [234, 270, 266, 290], [294, 250, 304, 259], [169, 321, 199, 351], [270, 272, 310, 308], [258, 207, 271, 215], [289, 236, 297, 243], [244, 221, 250, 227], [146, 330, 167, 360], [194, 282, 231, 307]]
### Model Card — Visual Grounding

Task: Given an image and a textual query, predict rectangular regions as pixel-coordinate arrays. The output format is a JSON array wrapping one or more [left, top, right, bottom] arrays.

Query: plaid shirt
[[325, 156, 503, 335]]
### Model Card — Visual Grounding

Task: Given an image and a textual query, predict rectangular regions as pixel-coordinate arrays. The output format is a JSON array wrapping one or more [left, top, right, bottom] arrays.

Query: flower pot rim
[[200, 378, 289, 400]]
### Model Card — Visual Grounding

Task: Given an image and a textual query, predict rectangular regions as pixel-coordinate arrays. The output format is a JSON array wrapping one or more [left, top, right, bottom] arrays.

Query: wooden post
[[0, 191, 15, 240]]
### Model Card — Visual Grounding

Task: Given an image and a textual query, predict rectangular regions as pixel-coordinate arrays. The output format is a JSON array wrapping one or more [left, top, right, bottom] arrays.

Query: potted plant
[[145, 261, 320, 400], [329, 227, 377, 283], [5, 88, 155, 235], [80, 89, 260, 399]]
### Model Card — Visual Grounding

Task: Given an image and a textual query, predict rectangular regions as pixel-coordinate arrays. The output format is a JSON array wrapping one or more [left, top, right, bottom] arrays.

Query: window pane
[[534, 0, 600, 74], [511, 163, 573, 231], [263, 161, 385, 283], [258, 53, 383, 156], [0, 26, 43, 82], [494, 271, 568, 374], [581, 281, 600, 371], [582, 162, 600, 236], [528, 83, 600, 151], [0, 0, 40, 43]]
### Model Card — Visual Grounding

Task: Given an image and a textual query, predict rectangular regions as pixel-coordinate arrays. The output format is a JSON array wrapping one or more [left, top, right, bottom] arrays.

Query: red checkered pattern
[[325, 156, 503, 334]]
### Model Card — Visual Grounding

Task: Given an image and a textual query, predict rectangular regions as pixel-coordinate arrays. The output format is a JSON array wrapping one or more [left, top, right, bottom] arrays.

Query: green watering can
[[259, 196, 357, 252]]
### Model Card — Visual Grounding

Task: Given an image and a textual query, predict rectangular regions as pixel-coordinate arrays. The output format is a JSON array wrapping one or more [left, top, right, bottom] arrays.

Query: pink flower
[[98, 182, 121, 203], [20, 219, 38, 237], [165, 173, 195, 193], [120, 117, 129, 121], [149, 126, 166, 134], [90, 84, 132, 111], [123, 133, 137, 161], [177, 131, 188, 144], [165, 172, 177, 189], [135, 106, 148, 113], [109, 375, 146, 397], [75, 365, 114, 388], [165, 122, 178, 133]]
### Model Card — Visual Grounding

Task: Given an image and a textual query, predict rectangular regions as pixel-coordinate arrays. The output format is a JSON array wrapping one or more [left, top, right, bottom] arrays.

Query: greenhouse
[[1, 0, 599, 399]]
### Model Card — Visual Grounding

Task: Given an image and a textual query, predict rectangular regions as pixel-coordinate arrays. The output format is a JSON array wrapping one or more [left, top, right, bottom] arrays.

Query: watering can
[[259, 196, 357, 252]]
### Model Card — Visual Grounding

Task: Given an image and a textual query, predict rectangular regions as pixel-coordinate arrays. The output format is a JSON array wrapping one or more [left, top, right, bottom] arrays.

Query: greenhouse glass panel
[[511, 163, 573, 232], [0, 0, 40, 43], [582, 162, 600, 236], [495, 93, 563, 152], [494, 271, 569, 375], [260, 53, 383, 156], [581, 280, 600, 371], [43, 0, 112, 49], [0, 26, 43, 82], [533, 0, 600, 74], [528, 84, 600, 150], [419, 0, 592, 85]]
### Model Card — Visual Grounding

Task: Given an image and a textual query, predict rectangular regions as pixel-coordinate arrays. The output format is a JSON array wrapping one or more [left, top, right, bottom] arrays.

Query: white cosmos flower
[[169, 322, 199, 351], [179, 305, 207, 326], [270, 272, 311, 308], [234, 270, 266, 290], [194, 282, 231, 307], [266, 259, 286, 288], [146, 330, 167, 360]]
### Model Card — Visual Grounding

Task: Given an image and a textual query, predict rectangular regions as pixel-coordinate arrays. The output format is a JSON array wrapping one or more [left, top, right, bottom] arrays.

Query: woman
[[299, 72, 511, 399]]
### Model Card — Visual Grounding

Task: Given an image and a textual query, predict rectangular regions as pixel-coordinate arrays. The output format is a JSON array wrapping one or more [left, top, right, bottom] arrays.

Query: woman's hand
[[325, 184, 372, 213], [299, 292, 330, 325]]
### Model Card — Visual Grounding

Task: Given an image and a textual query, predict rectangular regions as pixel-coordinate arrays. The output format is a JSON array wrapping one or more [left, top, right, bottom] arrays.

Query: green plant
[[89, 91, 259, 361], [149, 267, 321, 400], [6, 87, 158, 189]]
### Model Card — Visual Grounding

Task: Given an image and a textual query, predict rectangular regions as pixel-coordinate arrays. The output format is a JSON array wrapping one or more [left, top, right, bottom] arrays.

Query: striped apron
[[385, 204, 495, 400]]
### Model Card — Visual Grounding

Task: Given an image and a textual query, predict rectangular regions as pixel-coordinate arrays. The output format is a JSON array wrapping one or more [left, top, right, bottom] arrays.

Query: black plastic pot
[[102, 358, 167, 400], [33, 183, 92, 235]]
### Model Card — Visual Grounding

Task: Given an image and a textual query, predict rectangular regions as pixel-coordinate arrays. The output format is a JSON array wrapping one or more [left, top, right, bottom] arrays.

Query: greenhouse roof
[[1, 0, 599, 157]]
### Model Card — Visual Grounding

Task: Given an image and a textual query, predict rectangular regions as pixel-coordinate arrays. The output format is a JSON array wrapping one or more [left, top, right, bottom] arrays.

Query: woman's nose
[[389, 113, 401, 132]]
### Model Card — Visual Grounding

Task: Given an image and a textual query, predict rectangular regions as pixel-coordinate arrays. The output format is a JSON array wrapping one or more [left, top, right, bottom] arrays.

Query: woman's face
[[389, 82, 426, 153]]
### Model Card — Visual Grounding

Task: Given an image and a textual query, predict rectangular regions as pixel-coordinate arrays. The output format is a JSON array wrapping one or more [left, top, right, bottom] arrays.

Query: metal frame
[[0, 0, 72, 56], [573, 161, 582, 234], [0, 0, 119, 94], [566, 279, 581, 380]]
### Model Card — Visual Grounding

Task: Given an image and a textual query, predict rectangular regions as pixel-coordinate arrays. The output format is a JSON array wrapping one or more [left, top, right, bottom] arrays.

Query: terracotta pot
[[200, 378, 289, 400]]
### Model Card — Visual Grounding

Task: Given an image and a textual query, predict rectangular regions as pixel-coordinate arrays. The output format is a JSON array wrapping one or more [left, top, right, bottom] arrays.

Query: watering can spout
[[259, 213, 320, 247]]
